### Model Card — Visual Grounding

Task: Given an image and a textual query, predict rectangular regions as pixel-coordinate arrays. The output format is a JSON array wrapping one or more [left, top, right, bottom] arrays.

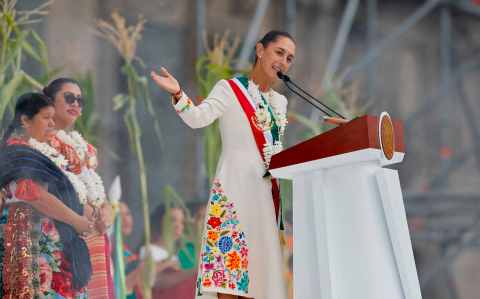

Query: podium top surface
[[269, 115, 404, 171]]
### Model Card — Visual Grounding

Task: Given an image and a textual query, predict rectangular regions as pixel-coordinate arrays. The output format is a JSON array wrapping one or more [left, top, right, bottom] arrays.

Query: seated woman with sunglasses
[[44, 78, 115, 299], [0, 93, 94, 298]]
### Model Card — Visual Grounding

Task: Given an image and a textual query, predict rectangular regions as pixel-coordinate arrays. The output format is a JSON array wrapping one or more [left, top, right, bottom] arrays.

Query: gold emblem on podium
[[380, 113, 395, 160]]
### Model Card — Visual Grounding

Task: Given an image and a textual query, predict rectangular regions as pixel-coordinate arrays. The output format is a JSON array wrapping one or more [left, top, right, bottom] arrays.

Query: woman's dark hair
[[150, 204, 167, 243], [43, 78, 79, 102], [1, 93, 54, 146], [254, 30, 295, 65]]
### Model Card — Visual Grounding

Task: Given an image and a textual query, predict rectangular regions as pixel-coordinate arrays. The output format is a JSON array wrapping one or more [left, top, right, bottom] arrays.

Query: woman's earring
[[259, 56, 262, 58], [21, 124, 30, 129]]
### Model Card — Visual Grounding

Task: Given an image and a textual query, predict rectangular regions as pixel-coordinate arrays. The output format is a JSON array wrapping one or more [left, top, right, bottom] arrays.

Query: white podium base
[[291, 159, 421, 299]]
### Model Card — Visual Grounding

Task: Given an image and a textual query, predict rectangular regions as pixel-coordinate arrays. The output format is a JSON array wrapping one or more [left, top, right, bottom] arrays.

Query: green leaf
[[121, 64, 138, 78], [22, 73, 44, 91], [113, 94, 129, 111], [20, 41, 42, 62], [1, 30, 29, 72], [0, 71, 24, 122], [220, 230, 230, 236], [219, 210, 226, 218], [29, 30, 51, 78]]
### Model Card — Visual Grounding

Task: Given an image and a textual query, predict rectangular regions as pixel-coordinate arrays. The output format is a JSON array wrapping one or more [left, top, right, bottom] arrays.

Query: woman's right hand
[[150, 67, 181, 95], [73, 215, 95, 238]]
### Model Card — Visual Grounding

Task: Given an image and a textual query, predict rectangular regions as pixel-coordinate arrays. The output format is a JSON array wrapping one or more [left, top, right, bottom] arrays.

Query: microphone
[[276, 71, 333, 117], [277, 71, 346, 119]]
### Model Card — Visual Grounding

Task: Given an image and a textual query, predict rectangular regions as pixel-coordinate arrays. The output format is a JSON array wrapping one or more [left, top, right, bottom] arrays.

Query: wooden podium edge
[[270, 115, 405, 170]]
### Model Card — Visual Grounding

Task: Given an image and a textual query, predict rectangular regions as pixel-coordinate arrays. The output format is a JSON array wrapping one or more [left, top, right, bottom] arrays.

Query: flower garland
[[54, 130, 106, 208], [247, 79, 288, 171], [55, 130, 88, 162], [81, 171, 105, 209], [27, 137, 87, 204]]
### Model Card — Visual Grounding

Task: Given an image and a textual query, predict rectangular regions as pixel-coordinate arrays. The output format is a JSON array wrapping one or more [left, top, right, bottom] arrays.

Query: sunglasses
[[63, 92, 87, 108]]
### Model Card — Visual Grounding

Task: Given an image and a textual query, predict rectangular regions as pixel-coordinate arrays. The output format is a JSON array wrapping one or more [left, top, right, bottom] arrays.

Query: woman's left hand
[[95, 204, 113, 235]]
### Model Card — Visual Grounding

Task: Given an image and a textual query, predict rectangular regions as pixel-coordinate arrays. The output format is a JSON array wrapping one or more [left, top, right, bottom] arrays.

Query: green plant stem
[[126, 73, 154, 297], [127, 75, 151, 247], [0, 26, 7, 88]]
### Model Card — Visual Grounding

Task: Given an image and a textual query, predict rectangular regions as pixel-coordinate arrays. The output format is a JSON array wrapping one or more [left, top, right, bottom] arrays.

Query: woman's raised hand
[[150, 67, 181, 95]]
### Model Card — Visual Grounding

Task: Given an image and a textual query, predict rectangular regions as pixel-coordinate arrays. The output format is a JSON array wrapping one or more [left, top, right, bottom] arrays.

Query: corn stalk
[[91, 11, 163, 299], [0, 0, 53, 124], [196, 30, 250, 186]]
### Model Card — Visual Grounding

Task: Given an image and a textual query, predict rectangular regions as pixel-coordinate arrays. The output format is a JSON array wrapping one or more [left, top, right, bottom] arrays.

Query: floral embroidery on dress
[[176, 98, 192, 114], [39, 215, 87, 298], [197, 178, 249, 296], [2, 203, 42, 298]]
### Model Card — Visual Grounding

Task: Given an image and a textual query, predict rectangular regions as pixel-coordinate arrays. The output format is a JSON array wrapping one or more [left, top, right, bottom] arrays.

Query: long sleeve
[[172, 79, 233, 129]]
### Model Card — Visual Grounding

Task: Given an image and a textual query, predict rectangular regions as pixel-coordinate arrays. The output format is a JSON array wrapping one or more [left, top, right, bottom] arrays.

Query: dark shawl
[[0, 143, 92, 290]]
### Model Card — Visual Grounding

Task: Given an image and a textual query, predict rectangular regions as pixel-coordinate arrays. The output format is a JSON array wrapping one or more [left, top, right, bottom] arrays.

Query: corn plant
[[91, 11, 163, 299], [196, 30, 250, 186], [0, 0, 54, 124]]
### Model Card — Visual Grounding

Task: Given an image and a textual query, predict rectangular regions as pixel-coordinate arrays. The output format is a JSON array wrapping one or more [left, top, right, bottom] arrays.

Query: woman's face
[[120, 202, 133, 239], [53, 83, 83, 129], [256, 36, 296, 81], [170, 208, 185, 241], [22, 106, 55, 143]]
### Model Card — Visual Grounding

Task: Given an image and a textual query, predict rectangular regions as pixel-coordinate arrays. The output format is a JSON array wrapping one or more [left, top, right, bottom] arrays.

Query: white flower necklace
[[55, 130, 106, 209], [27, 137, 87, 204], [247, 79, 288, 172], [55, 130, 88, 162]]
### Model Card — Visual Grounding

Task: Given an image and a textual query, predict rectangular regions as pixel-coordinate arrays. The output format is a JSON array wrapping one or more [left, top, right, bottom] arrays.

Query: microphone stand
[[277, 74, 333, 117], [280, 72, 346, 119]]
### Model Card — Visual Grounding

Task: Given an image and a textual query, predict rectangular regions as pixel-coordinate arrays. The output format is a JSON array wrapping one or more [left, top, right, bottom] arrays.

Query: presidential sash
[[227, 77, 284, 233]]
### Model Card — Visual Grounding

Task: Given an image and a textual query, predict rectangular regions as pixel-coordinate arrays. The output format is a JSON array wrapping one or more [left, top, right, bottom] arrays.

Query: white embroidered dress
[[172, 79, 288, 299]]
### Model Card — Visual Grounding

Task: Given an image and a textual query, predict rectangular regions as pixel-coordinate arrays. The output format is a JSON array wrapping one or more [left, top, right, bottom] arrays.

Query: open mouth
[[67, 109, 78, 116], [273, 66, 282, 73]]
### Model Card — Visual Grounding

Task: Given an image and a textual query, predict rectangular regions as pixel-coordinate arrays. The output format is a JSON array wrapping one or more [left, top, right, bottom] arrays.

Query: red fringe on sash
[[14, 179, 41, 201]]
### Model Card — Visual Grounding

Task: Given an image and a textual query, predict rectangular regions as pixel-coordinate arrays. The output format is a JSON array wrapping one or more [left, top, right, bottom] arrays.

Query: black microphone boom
[[277, 72, 333, 117], [278, 71, 346, 119]]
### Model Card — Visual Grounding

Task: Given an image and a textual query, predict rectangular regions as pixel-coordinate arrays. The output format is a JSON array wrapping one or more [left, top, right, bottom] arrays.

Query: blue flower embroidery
[[237, 274, 249, 292], [212, 194, 220, 201], [206, 246, 211, 252], [218, 236, 233, 252]]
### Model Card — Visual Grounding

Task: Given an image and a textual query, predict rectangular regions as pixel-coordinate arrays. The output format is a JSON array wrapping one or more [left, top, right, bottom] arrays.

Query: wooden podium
[[269, 114, 422, 299]]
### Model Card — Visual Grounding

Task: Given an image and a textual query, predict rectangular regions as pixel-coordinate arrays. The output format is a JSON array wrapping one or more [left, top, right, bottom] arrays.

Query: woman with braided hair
[[0, 93, 94, 298]]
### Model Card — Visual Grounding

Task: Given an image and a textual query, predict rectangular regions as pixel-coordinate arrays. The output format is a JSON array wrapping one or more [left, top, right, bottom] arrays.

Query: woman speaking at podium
[[151, 30, 295, 299]]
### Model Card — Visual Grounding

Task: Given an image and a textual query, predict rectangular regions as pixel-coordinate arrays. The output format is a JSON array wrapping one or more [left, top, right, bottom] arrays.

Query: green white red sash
[[227, 78, 283, 230]]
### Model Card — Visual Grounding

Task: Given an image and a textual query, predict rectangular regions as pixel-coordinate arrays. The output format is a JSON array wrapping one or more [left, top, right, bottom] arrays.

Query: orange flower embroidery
[[202, 278, 212, 287], [241, 258, 249, 269], [207, 230, 219, 242], [226, 250, 241, 270]]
